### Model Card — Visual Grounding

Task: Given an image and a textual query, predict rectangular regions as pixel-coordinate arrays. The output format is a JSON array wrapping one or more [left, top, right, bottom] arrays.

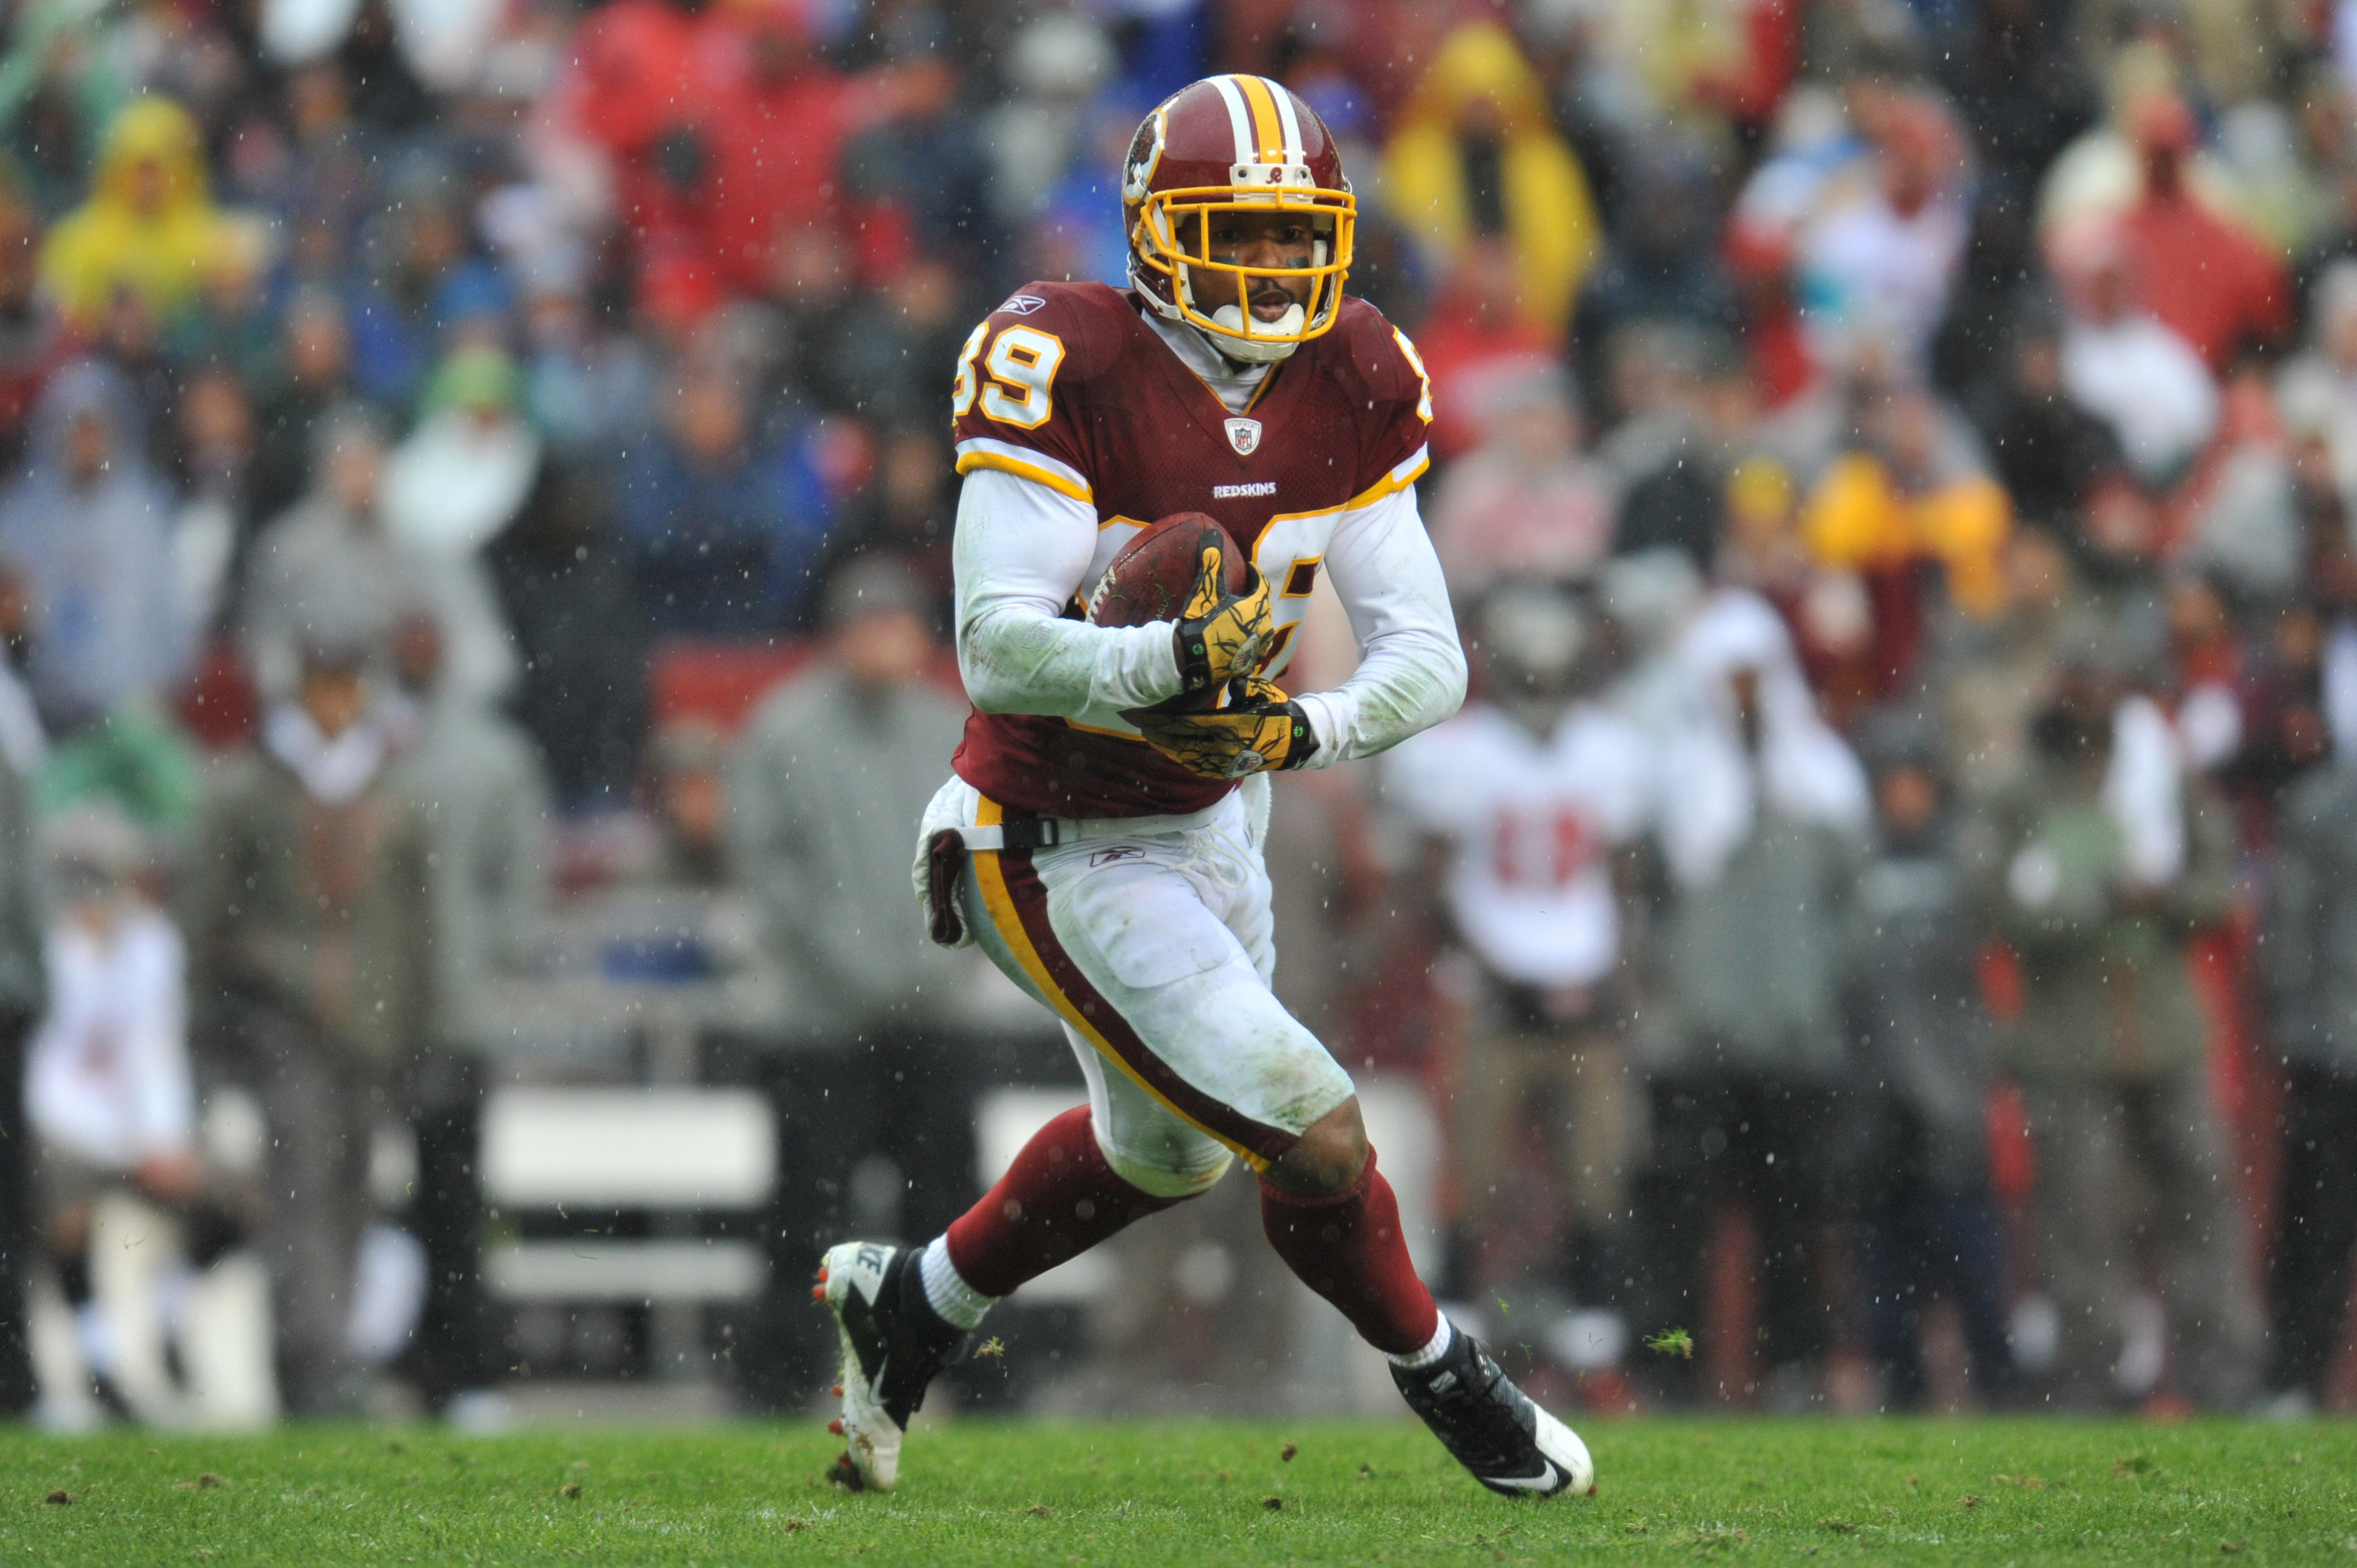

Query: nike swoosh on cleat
[[1480, 1463, 1562, 1493], [838, 1287, 891, 1379]]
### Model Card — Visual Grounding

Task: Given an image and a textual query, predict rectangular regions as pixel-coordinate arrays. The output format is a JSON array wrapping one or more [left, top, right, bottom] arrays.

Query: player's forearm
[[954, 470, 1183, 718], [958, 605, 1180, 717], [1293, 489, 1466, 766], [1294, 628, 1465, 765]]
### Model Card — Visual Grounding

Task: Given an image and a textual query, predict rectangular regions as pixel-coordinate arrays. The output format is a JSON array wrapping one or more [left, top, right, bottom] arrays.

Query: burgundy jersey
[[950, 281, 1434, 818]]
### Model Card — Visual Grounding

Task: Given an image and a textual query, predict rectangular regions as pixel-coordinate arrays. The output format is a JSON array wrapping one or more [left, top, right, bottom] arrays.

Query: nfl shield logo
[[1224, 418, 1262, 457]]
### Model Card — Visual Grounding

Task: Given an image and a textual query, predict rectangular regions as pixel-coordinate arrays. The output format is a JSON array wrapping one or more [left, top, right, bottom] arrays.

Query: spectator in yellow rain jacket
[[38, 97, 236, 333], [1802, 382, 2013, 619], [1383, 21, 1599, 336]]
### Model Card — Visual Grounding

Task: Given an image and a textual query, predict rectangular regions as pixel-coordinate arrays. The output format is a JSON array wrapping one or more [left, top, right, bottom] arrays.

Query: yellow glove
[[1172, 534, 1273, 697], [1129, 678, 1319, 779]]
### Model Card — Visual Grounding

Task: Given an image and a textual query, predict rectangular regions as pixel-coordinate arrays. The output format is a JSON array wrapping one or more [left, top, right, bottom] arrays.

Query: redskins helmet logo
[[1121, 110, 1166, 205]]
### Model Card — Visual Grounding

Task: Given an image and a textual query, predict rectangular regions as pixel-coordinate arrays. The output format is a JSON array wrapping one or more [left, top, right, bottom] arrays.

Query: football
[[1087, 512, 1247, 631]]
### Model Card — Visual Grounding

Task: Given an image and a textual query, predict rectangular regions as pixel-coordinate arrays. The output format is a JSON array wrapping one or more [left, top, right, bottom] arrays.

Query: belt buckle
[[1003, 818, 1062, 852]]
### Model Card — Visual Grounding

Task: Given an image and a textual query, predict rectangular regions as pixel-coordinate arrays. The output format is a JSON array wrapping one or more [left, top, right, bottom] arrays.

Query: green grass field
[[2, 1417, 2350, 1565]]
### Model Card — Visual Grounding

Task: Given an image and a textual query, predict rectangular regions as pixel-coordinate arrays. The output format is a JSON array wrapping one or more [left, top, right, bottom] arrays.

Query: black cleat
[[816, 1241, 966, 1490], [1392, 1323, 1594, 1498]]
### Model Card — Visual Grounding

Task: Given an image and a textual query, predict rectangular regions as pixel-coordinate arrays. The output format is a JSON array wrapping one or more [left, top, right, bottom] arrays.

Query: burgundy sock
[[944, 1107, 1188, 1298], [1259, 1148, 1440, 1355]]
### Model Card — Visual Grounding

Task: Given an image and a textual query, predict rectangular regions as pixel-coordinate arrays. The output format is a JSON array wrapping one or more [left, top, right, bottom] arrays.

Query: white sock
[[918, 1236, 997, 1330], [1387, 1316, 1454, 1371], [156, 1266, 195, 1337], [73, 1303, 116, 1377]]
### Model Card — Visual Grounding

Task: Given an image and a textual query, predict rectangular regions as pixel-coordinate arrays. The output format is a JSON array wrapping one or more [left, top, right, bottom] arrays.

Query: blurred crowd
[[3, 0, 2357, 1426]]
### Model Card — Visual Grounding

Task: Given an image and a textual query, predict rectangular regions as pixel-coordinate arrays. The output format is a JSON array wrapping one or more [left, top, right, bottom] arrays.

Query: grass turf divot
[[2, 1417, 2350, 1565]]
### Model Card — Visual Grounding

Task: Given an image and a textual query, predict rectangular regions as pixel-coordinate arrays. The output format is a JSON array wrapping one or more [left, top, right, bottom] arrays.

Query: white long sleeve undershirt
[[953, 471, 1185, 718], [1289, 484, 1468, 767], [952, 468, 1465, 771]]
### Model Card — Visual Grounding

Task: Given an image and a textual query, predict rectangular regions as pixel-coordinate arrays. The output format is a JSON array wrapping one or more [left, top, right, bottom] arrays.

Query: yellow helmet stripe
[[1207, 74, 1254, 164], [1260, 76, 1304, 159], [1233, 73, 1285, 163]]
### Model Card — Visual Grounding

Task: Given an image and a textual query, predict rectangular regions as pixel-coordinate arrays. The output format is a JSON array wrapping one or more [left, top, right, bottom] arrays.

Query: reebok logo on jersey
[[999, 293, 1047, 315], [1212, 481, 1277, 498]]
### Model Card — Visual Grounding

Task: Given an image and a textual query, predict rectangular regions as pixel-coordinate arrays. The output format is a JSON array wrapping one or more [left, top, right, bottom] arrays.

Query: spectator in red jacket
[[1412, 241, 1562, 464], [695, 1, 869, 298], [551, 0, 924, 317], [2114, 95, 2289, 373]]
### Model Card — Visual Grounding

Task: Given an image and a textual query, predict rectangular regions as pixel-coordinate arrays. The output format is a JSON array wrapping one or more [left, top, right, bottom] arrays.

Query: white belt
[[954, 799, 1228, 853]]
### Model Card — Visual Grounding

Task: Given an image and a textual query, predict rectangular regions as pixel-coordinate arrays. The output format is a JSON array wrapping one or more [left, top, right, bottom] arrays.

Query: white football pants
[[915, 774, 1356, 1196]]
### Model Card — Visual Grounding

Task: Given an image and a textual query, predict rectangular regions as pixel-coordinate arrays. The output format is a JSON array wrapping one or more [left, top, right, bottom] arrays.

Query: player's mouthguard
[[1213, 300, 1304, 339]]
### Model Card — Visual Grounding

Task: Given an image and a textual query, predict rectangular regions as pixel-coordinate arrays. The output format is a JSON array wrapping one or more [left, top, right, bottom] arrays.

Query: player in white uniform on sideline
[[1386, 586, 1652, 1377], [810, 74, 1593, 1500]]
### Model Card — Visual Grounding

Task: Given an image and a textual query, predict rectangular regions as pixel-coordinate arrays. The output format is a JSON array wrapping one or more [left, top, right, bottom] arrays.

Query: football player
[[817, 74, 1593, 1499], [1385, 586, 1652, 1379]]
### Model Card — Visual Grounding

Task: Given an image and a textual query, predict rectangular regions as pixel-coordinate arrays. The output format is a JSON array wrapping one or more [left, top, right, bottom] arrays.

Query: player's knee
[[1102, 1141, 1233, 1201], [1263, 1098, 1368, 1199]]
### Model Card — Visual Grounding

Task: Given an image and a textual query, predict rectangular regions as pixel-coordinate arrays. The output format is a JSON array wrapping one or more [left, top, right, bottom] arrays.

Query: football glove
[[1171, 533, 1273, 697], [1129, 677, 1319, 779]]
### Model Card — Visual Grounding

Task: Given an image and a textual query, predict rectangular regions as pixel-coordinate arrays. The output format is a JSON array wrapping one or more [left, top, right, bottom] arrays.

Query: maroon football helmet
[[1121, 75, 1356, 363]]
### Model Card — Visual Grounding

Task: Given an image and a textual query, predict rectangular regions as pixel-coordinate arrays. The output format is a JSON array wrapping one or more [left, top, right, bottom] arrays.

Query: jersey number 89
[[953, 323, 1066, 430]]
